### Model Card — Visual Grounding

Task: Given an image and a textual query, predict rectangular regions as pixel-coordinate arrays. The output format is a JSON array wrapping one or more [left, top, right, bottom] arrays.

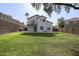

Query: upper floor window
[[43, 19, 45, 22], [40, 26, 44, 30]]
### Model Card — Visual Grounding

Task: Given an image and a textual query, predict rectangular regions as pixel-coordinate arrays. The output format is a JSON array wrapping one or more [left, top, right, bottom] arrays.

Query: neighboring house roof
[[0, 12, 12, 18], [47, 20, 53, 24], [0, 12, 25, 25], [65, 17, 79, 21], [64, 17, 79, 25]]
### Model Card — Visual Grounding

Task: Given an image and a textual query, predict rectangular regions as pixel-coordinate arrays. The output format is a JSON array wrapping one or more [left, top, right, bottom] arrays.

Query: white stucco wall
[[37, 16, 53, 33], [46, 21, 53, 32], [37, 16, 47, 32]]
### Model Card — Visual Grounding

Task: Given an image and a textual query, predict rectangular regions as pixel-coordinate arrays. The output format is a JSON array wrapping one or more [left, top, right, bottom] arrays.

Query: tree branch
[[54, 3, 79, 9]]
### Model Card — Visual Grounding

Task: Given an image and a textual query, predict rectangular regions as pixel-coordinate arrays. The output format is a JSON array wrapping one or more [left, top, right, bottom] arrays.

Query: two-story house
[[26, 15, 53, 33]]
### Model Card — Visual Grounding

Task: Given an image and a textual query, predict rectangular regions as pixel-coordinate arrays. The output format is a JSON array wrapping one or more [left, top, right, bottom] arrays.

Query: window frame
[[43, 19, 45, 22], [47, 27, 51, 30], [40, 26, 44, 30]]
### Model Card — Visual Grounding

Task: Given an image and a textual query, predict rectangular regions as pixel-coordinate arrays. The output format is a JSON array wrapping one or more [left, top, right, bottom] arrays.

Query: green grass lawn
[[0, 32, 79, 56]]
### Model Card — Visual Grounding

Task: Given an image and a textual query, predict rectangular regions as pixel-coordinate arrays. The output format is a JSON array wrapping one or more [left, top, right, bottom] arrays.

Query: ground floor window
[[40, 26, 44, 30], [47, 27, 51, 30]]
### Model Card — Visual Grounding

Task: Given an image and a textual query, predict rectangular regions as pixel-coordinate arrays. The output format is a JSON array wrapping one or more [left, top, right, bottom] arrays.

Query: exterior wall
[[46, 21, 53, 32], [37, 16, 47, 32], [37, 18, 53, 32], [0, 19, 19, 34]]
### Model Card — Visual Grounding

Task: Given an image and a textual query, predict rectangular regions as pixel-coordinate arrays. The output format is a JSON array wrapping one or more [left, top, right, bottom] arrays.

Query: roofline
[[39, 15, 47, 19], [0, 12, 12, 18], [27, 15, 47, 19], [27, 15, 39, 19], [0, 12, 24, 24], [65, 17, 79, 22], [47, 20, 53, 24], [27, 15, 53, 24]]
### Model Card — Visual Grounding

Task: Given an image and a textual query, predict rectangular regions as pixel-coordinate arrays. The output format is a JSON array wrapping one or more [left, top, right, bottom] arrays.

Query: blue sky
[[0, 3, 79, 26]]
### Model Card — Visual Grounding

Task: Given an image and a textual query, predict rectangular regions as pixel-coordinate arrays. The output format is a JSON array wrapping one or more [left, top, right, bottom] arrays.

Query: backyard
[[0, 32, 79, 56]]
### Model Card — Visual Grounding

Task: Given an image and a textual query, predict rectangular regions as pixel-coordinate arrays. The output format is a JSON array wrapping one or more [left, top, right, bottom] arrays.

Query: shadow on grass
[[21, 33, 56, 37], [70, 44, 79, 56], [70, 48, 79, 56], [53, 32, 61, 34]]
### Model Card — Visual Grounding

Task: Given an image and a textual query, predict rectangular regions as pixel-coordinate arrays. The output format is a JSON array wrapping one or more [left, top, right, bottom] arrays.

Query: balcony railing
[[27, 22, 37, 26]]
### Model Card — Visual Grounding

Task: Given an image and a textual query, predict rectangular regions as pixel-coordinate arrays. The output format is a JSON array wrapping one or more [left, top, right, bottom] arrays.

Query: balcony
[[27, 22, 37, 26]]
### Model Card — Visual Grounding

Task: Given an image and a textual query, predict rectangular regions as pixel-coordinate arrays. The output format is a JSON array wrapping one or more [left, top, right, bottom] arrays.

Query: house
[[26, 15, 53, 33], [0, 12, 25, 34], [53, 26, 58, 32], [62, 17, 79, 34], [19, 22, 26, 31]]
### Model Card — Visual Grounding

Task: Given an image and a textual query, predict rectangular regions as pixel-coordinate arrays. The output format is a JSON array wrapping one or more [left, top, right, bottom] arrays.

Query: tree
[[31, 3, 79, 17], [25, 12, 29, 17], [57, 17, 65, 32], [57, 17, 64, 28]]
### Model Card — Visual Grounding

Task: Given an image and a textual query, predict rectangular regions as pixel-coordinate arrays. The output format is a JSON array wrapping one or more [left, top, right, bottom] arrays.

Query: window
[[43, 19, 45, 22], [47, 27, 51, 30], [31, 20, 35, 24], [32, 20, 34, 23], [40, 26, 44, 30]]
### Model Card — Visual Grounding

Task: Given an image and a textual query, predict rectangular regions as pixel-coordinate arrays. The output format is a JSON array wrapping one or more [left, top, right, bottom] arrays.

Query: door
[[33, 27, 37, 32]]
